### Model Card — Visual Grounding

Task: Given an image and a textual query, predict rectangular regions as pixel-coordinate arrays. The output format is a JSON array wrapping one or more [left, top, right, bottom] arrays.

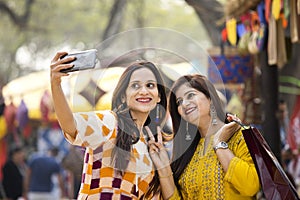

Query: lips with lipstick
[[184, 107, 196, 115], [136, 97, 152, 103]]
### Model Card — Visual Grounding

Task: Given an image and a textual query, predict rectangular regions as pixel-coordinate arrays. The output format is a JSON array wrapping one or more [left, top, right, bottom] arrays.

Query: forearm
[[157, 167, 176, 199], [51, 83, 76, 137], [215, 148, 234, 172]]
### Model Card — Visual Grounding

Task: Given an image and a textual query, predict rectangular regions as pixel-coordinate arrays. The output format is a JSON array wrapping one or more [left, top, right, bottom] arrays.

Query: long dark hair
[[169, 74, 226, 190], [111, 61, 167, 175]]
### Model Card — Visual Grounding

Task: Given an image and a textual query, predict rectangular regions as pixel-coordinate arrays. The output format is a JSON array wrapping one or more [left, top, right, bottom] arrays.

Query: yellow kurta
[[169, 130, 260, 200]]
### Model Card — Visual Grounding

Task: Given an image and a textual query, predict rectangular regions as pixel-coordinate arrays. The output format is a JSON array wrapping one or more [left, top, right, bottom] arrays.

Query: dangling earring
[[121, 96, 125, 104], [210, 103, 218, 125], [185, 122, 191, 141], [155, 104, 160, 124]]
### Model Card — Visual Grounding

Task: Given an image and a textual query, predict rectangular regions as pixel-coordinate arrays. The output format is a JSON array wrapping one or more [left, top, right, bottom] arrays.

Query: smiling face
[[175, 83, 211, 127], [125, 68, 160, 118]]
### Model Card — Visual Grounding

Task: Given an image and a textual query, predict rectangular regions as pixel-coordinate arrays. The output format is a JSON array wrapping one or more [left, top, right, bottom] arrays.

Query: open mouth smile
[[136, 98, 152, 103], [185, 107, 196, 115]]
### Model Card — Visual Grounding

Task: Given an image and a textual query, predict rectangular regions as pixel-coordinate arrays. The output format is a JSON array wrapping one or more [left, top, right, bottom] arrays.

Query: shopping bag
[[242, 127, 300, 200]]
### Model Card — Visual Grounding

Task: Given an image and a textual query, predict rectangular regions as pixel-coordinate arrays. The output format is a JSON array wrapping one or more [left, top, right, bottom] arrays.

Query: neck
[[199, 118, 224, 138], [131, 111, 149, 131]]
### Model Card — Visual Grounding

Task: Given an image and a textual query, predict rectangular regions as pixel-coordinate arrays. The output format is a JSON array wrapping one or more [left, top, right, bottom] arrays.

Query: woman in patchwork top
[[147, 74, 260, 199], [50, 52, 168, 200]]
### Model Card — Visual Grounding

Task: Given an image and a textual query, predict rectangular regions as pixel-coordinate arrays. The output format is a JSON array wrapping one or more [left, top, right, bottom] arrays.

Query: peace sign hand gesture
[[145, 126, 170, 170]]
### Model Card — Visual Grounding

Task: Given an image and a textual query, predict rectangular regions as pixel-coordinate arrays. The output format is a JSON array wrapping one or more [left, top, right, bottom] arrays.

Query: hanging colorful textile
[[16, 99, 29, 130], [208, 52, 253, 84], [4, 102, 17, 134], [40, 90, 53, 123], [226, 18, 237, 45]]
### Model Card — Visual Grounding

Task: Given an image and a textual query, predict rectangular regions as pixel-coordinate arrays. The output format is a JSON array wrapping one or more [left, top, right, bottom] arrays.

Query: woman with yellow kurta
[[146, 74, 260, 199]]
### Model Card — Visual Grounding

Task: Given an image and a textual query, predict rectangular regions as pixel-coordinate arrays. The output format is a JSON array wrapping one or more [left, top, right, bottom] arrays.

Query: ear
[[157, 96, 161, 103]]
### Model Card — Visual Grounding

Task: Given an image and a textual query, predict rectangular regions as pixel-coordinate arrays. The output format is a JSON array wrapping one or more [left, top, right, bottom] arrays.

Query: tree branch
[[0, 0, 35, 29], [185, 0, 224, 46]]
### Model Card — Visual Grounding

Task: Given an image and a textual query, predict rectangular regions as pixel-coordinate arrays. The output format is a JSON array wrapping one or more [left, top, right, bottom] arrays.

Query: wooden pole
[[260, 50, 282, 163]]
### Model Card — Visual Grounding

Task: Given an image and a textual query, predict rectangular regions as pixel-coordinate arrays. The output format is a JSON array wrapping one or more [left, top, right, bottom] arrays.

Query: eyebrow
[[129, 80, 157, 83], [178, 89, 197, 98]]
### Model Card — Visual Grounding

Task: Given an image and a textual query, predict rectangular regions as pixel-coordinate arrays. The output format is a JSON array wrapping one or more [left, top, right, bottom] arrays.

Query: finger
[[148, 139, 155, 146], [51, 56, 75, 70], [149, 143, 159, 153], [145, 126, 155, 141], [54, 63, 74, 73], [157, 126, 162, 144], [155, 142, 165, 152], [226, 113, 235, 121], [51, 51, 68, 63], [227, 113, 241, 122]]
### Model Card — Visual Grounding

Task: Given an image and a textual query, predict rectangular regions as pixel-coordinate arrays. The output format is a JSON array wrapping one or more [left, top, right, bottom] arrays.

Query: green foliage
[[0, 0, 209, 84]]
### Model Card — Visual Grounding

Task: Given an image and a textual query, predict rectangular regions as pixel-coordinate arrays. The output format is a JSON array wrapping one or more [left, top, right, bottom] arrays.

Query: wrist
[[213, 141, 228, 152], [159, 172, 173, 179], [157, 166, 173, 178]]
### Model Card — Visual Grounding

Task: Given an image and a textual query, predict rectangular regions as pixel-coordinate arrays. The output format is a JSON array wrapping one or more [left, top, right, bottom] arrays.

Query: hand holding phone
[[60, 49, 98, 73]]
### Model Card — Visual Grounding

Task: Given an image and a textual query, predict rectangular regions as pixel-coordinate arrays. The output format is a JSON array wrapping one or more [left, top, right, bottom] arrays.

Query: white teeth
[[137, 98, 151, 102], [185, 107, 195, 114]]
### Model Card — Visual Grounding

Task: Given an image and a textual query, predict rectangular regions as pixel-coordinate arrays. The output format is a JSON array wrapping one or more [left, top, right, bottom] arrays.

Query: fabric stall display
[[223, 0, 300, 68], [223, 3, 268, 56], [208, 48, 253, 84]]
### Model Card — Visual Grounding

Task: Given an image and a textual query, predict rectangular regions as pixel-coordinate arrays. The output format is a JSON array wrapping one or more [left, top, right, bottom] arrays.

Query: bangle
[[159, 172, 173, 179]]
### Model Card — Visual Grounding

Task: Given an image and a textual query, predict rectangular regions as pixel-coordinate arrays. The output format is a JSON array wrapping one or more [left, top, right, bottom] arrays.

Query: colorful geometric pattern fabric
[[64, 110, 154, 200]]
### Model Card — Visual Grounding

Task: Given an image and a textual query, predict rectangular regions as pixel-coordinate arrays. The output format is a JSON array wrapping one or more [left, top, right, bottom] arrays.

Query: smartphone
[[60, 49, 98, 73]]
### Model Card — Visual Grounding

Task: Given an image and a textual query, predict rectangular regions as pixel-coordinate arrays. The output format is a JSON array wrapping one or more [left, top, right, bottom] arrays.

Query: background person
[[2, 146, 26, 200], [24, 147, 64, 200]]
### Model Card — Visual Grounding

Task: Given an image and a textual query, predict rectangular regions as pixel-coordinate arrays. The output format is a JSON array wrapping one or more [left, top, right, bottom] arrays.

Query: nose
[[181, 99, 190, 107], [139, 85, 149, 94]]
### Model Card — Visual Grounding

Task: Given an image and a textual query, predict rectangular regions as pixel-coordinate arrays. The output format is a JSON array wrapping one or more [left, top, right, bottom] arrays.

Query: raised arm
[[50, 51, 77, 138]]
